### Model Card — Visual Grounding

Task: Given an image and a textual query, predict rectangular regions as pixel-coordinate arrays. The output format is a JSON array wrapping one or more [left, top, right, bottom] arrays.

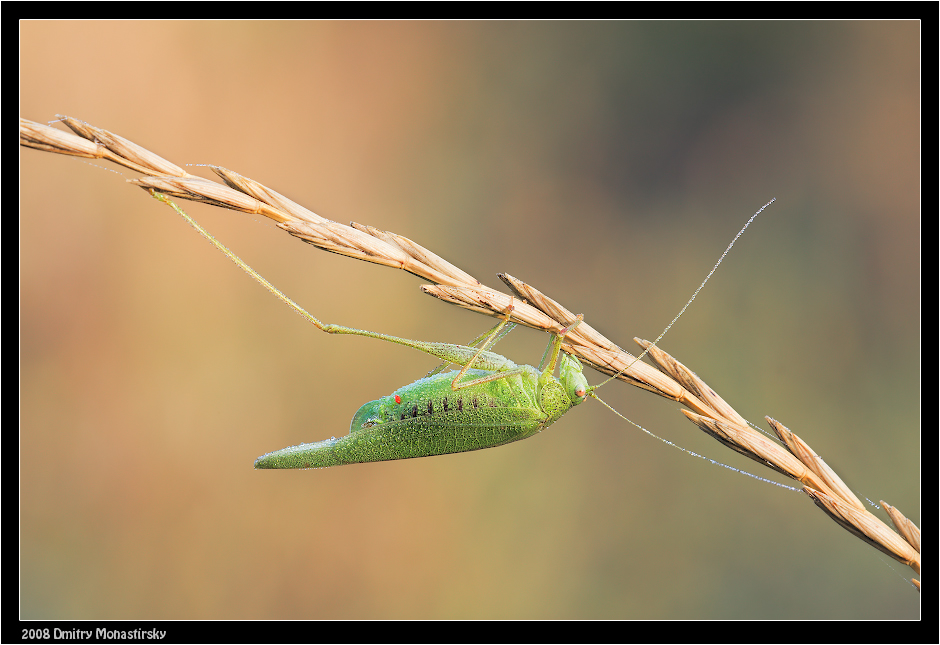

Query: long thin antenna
[[594, 198, 775, 389], [648, 198, 775, 349]]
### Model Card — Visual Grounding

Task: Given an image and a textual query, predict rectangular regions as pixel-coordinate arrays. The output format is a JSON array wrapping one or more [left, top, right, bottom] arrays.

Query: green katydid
[[254, 310, 592, 469], [154, 193, 770, 469]]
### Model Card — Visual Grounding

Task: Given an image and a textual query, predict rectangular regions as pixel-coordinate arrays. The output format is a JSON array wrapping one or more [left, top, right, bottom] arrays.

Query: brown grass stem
[[21, 115, 920, 584]]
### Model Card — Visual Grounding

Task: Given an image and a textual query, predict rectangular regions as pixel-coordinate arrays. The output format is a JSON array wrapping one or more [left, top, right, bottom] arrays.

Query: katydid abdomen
[[254, 366, 574, 469]]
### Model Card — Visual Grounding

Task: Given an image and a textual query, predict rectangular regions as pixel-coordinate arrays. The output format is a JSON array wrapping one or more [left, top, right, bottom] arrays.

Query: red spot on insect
[[395, 395, 401, 404]]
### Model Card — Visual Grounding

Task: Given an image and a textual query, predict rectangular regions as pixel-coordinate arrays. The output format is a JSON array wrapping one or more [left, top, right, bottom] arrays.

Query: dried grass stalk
[[20, 115, 920, 585]]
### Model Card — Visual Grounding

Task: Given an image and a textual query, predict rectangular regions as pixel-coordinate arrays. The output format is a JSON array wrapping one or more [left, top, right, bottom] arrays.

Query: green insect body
[[254, 333, 590, 469], [156, 194, 607, 469]]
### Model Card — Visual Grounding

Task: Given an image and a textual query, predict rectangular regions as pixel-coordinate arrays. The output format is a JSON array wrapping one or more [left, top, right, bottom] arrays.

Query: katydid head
[[558, 352, 589, 406]]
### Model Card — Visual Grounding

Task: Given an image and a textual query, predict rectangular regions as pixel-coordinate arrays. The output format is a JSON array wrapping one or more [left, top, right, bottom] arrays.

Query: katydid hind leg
[[163, 191, 586, 400], [427, 318, 517, 377], [157, 192, 523, 377]]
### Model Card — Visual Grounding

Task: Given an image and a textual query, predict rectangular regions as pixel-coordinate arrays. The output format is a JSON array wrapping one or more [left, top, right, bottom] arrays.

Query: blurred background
[[21, 21, 919, 619]]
